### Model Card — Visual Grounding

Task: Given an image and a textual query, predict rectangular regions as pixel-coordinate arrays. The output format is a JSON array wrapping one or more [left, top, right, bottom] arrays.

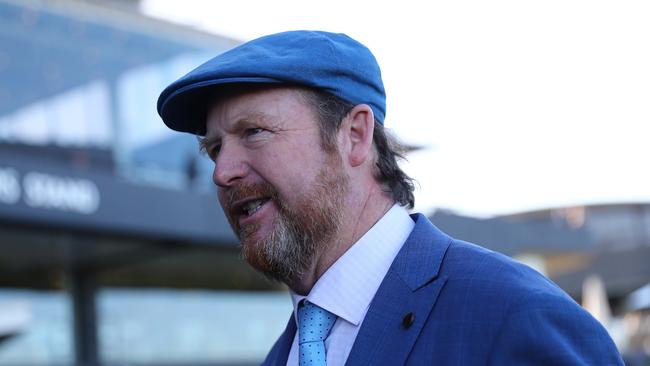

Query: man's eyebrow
[[228, 114, 277, 132], [235, 113, 274, 128]]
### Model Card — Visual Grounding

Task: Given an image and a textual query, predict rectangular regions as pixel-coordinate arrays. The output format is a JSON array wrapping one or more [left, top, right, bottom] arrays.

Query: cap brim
[[158, 77, 285, 136]]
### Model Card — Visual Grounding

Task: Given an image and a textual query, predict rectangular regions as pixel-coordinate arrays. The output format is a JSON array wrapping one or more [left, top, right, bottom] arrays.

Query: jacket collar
[[345, 213, 452, 365], [392, 213, 451, 290]]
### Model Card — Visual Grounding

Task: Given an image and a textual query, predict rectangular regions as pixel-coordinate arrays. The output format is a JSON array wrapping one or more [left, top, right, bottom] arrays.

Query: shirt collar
[[291, 204, 415, 326]]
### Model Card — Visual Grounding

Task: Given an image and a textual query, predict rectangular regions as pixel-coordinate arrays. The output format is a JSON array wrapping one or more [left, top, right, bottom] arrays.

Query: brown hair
[[300, 89, 415, 208]]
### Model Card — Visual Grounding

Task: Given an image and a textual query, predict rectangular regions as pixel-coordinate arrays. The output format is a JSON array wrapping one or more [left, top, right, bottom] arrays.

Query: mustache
[[222, 182, 279, 211]]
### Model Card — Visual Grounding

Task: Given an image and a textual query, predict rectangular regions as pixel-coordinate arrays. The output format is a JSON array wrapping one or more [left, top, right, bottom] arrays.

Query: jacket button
[[402, 312, 415, 328]]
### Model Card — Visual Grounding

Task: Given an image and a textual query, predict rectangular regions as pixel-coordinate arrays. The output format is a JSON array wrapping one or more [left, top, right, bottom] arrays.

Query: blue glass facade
[[0, 0, 234, 190]]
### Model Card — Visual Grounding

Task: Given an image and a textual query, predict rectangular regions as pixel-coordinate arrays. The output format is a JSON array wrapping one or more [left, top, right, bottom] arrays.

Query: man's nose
[[212, 143, 249, 187]]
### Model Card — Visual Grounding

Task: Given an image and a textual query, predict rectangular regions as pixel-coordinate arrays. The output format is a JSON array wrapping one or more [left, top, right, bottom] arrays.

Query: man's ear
[[342, 104, 375, 167]]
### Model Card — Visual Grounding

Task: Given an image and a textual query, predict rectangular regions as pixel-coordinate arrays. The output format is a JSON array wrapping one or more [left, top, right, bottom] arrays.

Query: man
[[158, 31, 622, 365]]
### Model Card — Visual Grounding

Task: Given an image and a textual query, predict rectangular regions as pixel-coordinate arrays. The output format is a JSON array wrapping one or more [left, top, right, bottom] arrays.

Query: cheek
[[262, 164, 310, 196], [261, 149, 326, 183]]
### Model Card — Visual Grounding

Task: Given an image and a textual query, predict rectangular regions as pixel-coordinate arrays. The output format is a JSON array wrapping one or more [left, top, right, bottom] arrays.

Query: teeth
[[244, 200, 264, 216]]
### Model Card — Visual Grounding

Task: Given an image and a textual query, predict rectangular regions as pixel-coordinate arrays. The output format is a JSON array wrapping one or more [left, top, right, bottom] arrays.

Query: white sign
[[0, 168, 21, 205], [0, 167, 100, 215]]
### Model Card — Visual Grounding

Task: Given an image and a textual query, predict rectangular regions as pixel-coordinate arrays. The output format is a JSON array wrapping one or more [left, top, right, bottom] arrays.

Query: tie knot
[[298, 301, 337, 344]]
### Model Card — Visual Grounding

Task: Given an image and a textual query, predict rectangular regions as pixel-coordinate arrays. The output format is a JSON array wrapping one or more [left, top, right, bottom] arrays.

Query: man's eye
[[245, 127, 264, 136], [208, 144, 221, 159]]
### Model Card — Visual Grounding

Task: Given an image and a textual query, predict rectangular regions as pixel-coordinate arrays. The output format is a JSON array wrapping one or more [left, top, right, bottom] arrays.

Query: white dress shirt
[[286, 204, 415, 366]]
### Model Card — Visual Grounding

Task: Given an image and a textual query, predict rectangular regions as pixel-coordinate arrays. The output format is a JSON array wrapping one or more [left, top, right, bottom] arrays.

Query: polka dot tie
[[298, 300, 337, 366]]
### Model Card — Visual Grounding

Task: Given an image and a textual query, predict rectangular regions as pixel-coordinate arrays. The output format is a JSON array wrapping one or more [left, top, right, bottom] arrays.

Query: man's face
[[203, 87, 348, 284]]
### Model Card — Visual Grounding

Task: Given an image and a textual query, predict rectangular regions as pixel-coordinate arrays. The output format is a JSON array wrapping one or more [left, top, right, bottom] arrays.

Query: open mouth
[[241, 198, 270, 217], [232, 197, 272, 221]]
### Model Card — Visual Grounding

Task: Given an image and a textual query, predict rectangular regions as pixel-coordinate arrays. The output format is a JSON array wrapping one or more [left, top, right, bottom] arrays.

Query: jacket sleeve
[[487, 291, 624, 365]]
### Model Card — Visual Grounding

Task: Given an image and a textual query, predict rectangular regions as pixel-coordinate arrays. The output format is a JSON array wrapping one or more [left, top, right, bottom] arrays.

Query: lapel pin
[[402, 312, 415, 329]]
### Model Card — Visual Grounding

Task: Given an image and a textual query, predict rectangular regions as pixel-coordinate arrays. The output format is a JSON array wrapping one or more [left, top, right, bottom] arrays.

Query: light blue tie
[[298, 300, 337, 366]]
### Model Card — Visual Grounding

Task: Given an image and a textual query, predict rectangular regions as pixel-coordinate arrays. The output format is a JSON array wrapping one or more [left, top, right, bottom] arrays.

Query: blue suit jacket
[[262, 214, 623, 365]]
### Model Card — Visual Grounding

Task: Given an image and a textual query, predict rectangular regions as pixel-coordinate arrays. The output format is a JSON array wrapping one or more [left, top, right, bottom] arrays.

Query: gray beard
[[240, 161, 347, 285]]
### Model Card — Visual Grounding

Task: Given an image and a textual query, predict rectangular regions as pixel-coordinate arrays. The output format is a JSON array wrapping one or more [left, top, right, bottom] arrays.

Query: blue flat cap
[[157, 30, 386, 135]]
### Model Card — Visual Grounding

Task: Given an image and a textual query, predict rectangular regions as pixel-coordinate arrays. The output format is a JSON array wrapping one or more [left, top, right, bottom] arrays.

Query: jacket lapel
[[345, 214, 452, 365], [261, 316, 296, 366]]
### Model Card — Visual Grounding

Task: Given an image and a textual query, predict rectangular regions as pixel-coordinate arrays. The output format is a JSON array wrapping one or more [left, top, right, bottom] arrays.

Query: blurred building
[[0, 0, 290, 365]]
